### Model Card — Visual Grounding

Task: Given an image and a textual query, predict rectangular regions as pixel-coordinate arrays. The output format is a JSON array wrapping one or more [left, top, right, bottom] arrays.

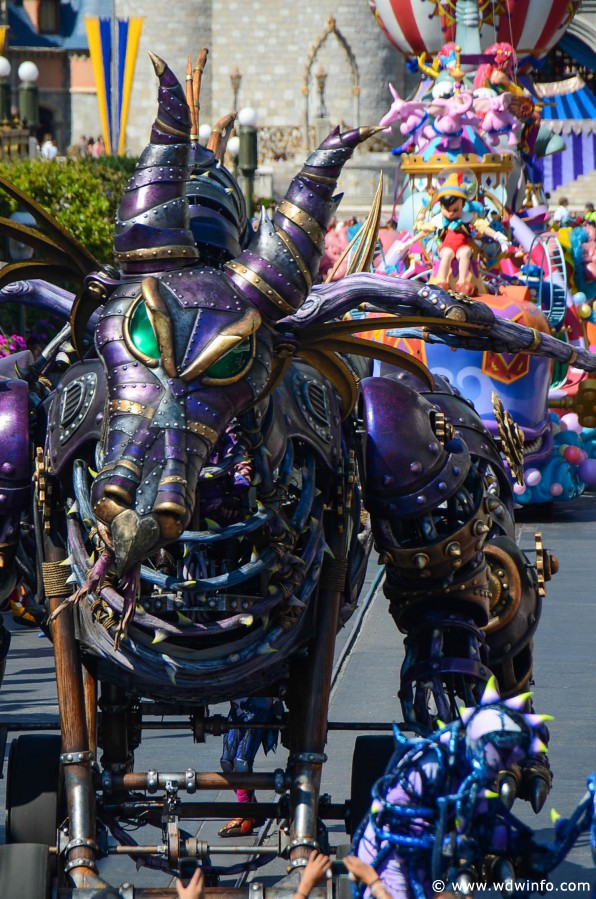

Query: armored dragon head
[[89, 55, 377, 578]]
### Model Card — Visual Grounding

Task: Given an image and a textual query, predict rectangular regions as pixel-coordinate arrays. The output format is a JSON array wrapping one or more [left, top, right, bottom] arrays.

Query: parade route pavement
[[1, 496, 595, 893]]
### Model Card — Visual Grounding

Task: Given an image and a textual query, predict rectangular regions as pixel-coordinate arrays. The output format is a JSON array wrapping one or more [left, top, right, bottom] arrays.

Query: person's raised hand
[[342, 856, 380, 887], [296, 850, 332, 896], [176, 867, 204, 899]]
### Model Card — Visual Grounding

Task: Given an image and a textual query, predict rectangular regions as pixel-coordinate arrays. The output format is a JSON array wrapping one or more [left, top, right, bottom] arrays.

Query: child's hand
[[176, 867, 204, 899], [298, 850, 332, 895], [342, 856, 380, 887]]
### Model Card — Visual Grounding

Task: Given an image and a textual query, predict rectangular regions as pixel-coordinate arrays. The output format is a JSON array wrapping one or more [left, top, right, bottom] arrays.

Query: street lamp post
[[237, 106, 257, 222], [227, 134, 240, 179], [18, 60, 39, 132], [198, 123, 211, 146], [0, 56, 10, 123], [314, 64, 328, 119], [230, 67, 242, 112]]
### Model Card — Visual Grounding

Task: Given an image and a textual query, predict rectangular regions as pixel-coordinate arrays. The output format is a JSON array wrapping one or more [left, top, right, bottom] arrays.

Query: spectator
[[40, 133, 58, 160], [584, 202, 596, 225], [91, 135, 106, 157], [176, 867, 204, 899], [552, 197, 572, 228], [78, 134, 88, 157], [293, 850, 332, 899], [87, 136, 96, 156], [343, 856, 392, 899]]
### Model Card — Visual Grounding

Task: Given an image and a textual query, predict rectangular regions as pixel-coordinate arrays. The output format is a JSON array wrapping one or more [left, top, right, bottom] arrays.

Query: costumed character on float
[[361, 0, 596, 505], [351, 679, 596, 899]]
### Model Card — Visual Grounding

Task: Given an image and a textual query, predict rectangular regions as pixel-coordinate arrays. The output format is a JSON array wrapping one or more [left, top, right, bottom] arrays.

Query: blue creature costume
[[353, 678, 561, 899]]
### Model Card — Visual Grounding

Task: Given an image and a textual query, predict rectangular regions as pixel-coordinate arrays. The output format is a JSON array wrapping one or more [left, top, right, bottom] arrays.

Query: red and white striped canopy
[[368, 0, 581, 59]]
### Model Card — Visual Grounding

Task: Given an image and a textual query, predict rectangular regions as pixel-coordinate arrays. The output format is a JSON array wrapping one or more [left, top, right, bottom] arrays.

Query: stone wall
[[118, 0, 405, 157], [116, 0, 213, 155]]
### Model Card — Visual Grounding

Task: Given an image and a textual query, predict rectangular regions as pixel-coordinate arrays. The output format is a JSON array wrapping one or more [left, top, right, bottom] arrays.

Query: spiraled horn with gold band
[[224, 124, 383, 321], [113, 52, 199, 276]]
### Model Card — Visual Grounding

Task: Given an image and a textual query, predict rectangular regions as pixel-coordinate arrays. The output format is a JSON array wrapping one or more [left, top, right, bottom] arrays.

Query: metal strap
[[277, 200, 326, 247], [225, 260, 296, 316]]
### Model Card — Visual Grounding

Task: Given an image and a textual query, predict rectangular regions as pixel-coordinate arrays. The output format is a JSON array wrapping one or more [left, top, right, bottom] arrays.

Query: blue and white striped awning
[[533, 75, 596, 134]]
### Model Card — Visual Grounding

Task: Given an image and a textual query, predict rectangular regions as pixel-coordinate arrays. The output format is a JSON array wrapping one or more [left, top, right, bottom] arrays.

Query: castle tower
[[117, 0, 402, 160]]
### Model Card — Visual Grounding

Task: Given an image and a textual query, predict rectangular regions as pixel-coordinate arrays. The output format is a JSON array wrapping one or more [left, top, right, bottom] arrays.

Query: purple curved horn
[[114, 52, 199, 276], [224, 125, 381, 321]]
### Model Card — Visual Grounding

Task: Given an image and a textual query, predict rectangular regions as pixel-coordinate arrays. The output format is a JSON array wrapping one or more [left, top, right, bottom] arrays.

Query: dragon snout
[[92, 466, 196, 574], [110, 509, 162, 575], [105, 506, 190, 576]]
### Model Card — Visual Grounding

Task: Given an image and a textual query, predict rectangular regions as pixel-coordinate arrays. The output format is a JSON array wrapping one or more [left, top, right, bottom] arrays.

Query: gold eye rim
[[179, 307, 261, 383], [122, 277, 177, 376], [201, 333, 256, 386], [123, 293, 161, 368]]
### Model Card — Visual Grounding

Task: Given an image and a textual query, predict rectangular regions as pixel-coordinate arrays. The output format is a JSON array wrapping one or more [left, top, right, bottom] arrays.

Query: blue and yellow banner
[[85, 16, 144, 155]]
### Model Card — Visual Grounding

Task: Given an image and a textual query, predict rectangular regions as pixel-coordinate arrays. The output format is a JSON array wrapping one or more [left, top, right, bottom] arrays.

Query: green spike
[[240, 615, 254, 627], [88, 468, 97, 478], [67, 502, 79, 519], [204, 518, 222, 531], [60, 556, 74, 566], [176, 610, 192, 625], [180, 580, 196, 588], [550, 808, 561, 824], [436, 719, 446, 729], [152, 629, 168, 644], [324, 544, 335, 558], [483, 789, 499, 800]]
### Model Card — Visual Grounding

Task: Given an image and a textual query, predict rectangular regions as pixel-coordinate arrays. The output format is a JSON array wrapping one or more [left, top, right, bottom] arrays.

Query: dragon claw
[[498, 772, 518, 810]]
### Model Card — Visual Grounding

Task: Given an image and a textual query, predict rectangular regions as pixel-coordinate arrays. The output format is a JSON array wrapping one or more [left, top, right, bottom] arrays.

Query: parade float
[[0, 10, 594, 898], [355, 0, 596, 506]]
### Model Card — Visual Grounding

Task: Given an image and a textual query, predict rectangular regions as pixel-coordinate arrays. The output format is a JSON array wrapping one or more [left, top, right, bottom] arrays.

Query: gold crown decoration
[[401, 153, 515, 177]]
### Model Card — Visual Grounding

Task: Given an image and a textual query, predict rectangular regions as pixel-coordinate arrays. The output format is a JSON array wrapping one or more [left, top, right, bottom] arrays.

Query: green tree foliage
[[0, 156, 136, 340], [0, 156, 137, 265]]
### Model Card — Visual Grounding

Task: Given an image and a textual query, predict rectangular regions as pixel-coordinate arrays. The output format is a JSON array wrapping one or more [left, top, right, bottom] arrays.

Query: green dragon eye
[[203, 337, 253, 381], [129, 301, 159, 360]]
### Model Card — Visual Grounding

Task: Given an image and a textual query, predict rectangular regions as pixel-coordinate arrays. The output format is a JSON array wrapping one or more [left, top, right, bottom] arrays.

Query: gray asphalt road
[[1, 496, 595, 894]]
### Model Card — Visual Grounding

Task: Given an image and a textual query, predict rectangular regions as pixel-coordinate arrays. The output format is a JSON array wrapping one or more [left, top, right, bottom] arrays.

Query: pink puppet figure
[[422, 91, 478, 150], [475, 91, 523, 148], [379, 84, 427, 138]]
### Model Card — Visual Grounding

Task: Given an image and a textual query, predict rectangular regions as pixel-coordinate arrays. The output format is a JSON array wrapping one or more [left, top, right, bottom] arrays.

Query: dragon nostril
[[104, 484, 135, 506], [154, 510, 185, 542], [92, 496, 131, 526]]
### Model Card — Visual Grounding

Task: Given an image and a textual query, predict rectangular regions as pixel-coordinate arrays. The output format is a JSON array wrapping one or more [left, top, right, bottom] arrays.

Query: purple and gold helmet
[[460, 677, 551, 774], [186, 143, 250, 265]]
